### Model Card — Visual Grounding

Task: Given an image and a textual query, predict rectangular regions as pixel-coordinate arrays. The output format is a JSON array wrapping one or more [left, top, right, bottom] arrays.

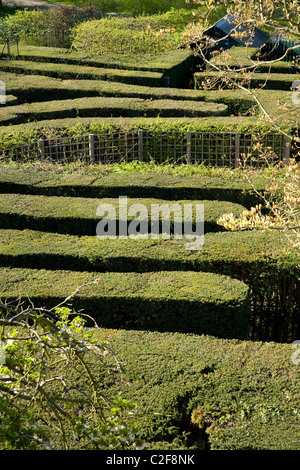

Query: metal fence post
[[284, 135, 291, 165], [187, 131, 192, 164], [89, 134, 95, 164], [138, 129, 144, 162], [235, 133, 240, 168]]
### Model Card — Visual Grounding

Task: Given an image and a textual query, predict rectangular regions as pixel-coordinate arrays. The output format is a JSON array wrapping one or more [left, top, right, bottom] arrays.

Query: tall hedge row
[[0, 169, 265, 208], [0, 227, 298, 342], [0, 267, 250, 339], [0, 193, 245, 235]]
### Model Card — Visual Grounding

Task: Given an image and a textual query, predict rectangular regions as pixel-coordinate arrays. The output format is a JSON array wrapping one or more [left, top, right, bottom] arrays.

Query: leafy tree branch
[[0, 281, 144, 450]]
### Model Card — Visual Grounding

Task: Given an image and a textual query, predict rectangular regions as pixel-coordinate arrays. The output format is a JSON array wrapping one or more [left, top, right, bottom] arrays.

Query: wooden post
[[138, 129, 143, 162], [284, 135, 291, 166], [235, 133, 240, 168], [89, 134, 95, 164], [187, 131, 192, 165], [39, 139, 45, 159]]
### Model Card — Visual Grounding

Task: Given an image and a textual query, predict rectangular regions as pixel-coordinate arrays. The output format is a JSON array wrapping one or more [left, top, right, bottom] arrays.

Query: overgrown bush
[[71, 18, 173, 55], [70, 9, 199, 55], [0, 7, 95, 48]]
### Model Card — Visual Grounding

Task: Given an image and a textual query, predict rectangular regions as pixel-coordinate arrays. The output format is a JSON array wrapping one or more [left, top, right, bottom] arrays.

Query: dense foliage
[[0, 0, 299, 450], [0, 298, 144, 450], [70, 9, 196, 55], [0, 7, 95, 47]]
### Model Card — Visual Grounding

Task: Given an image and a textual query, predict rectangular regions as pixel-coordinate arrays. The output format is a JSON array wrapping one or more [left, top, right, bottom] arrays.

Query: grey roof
[[204, 14, 269, 48]]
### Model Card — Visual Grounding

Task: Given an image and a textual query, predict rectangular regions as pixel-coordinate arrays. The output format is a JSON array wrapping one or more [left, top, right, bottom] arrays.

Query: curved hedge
[[0, 97, 229, 125], [92, 328, 300, 450], [2, 71, 205, 104], [194, 71, 300, 91], [0, 194, 244, 235], [0, 60, 164, 87], [0, 228, 290, 273], [0, 267, 250, 339], [1, 69, 254, 113], [0, 228, 297, 343], [13, 46, 194, 73], [0, 168, 265, 208]]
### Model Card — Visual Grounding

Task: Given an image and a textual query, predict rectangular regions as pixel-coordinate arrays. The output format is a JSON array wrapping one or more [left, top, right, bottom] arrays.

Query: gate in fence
[[0, 130, 291, 167]]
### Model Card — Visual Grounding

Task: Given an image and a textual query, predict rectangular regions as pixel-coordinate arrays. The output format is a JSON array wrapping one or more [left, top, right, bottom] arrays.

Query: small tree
[[0, 280, 144, 450], [182, 1, 300, 252], [217, 156, 300, 256]]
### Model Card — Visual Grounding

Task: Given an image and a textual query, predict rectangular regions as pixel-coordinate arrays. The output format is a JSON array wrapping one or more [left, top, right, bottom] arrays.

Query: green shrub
[[0, 266, 250, 339], [0, 116, 284, 150], [0, 226, 298, 343], [82, 327, 299, 450], [195, 70, 300, 91], [0, 194, 244, 234], [0, 168, 265, 207], [0, 96, 229, 125], [70, 10, 197, 55], [0, 60, 164, 86], [0, 7, 84, 48]]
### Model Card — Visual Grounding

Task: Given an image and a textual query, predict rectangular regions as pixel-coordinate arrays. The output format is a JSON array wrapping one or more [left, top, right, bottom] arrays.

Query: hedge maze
[[0, 167, 298, 343], [0, 44, 299, 450], [0, 45, 261, 138]]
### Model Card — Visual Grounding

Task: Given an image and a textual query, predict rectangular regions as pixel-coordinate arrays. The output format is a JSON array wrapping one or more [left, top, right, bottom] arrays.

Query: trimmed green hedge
[[2, 45, 196, 89], [0, 266, 250, 339], [0, 116, 271, 141], [2, 69, 254, 114], [208, 46, 295, 74], [0, 97, 229, 125], [2, 71, 205, 104], [0, 194, 244, 235], [0, 120, 284, 166], [0, 227, 292, 274], [18, 48, 194, 89], [0, 60, 164, 87], [12, 46, 193, 73], [195, 70, 300, 91], [0, 169, 265, 207], [0, 228, 298, 342], [94, 328, 300, 450]]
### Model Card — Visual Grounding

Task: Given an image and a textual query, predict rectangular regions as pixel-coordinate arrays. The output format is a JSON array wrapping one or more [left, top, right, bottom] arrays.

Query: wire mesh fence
[[0, 130, 291, 167]]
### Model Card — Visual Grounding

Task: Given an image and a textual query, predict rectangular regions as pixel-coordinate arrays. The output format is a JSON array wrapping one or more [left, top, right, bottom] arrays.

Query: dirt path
[[3, 0, 73, 10], [2, 0, 125, 15]]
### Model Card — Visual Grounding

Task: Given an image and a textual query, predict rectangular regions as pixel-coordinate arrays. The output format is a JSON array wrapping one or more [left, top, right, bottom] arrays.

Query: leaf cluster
[[0, 288, 143, 450]]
